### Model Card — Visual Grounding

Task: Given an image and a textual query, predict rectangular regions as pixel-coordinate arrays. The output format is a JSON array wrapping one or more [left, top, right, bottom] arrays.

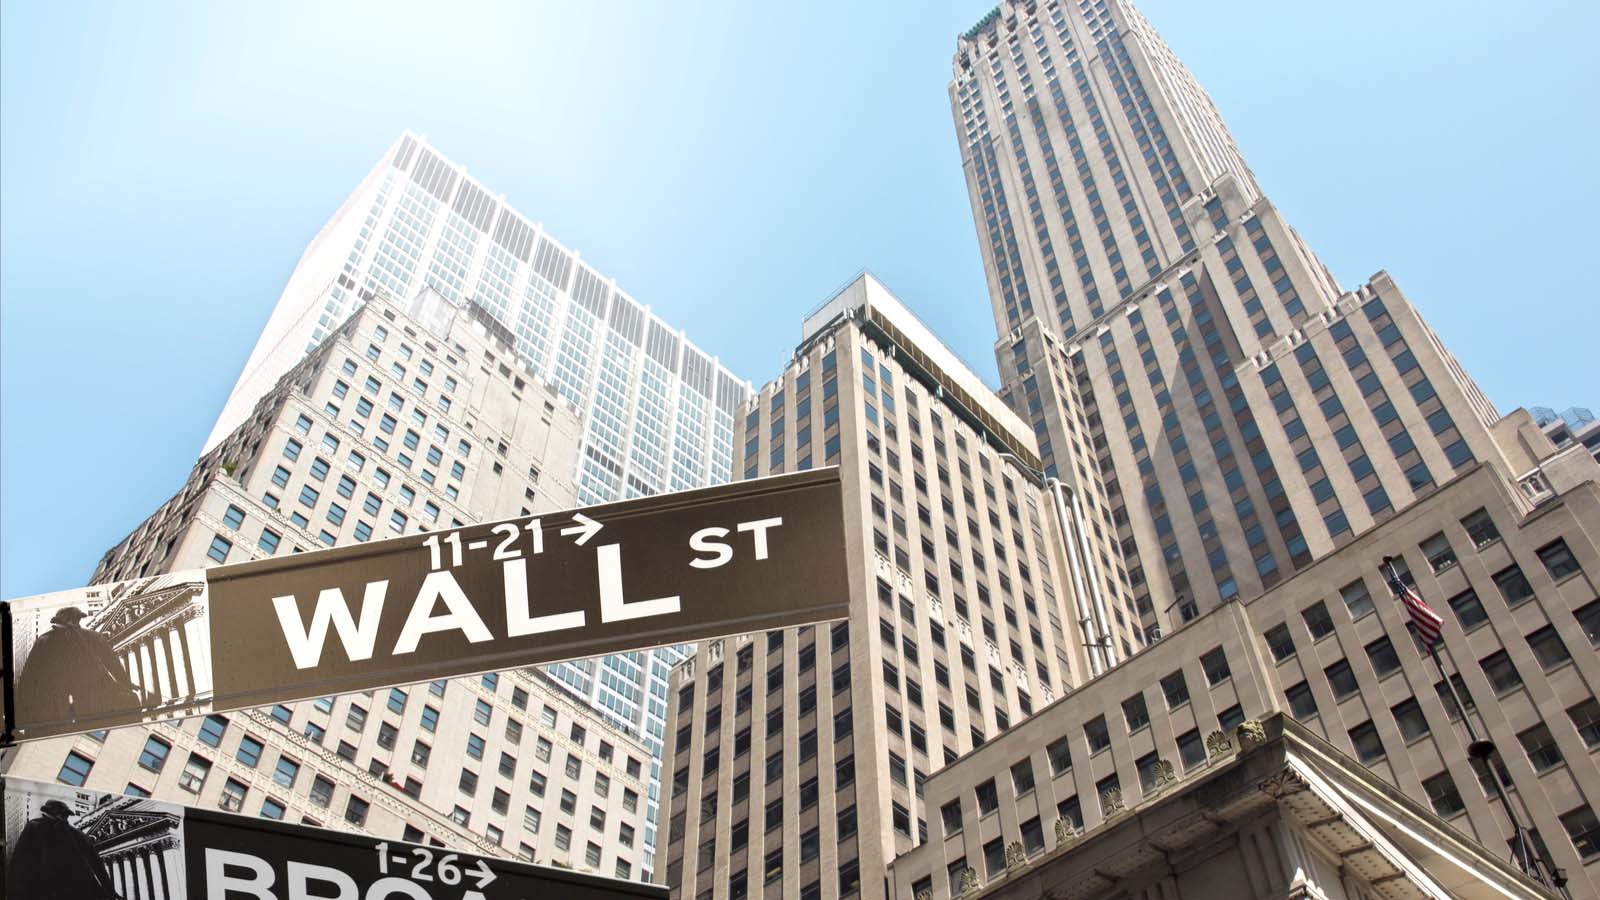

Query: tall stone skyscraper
[[2, 291, 657, 879], [660, 275, 1103, 898], [198, 133, 750, 875], [951, 1, 1522, 638]]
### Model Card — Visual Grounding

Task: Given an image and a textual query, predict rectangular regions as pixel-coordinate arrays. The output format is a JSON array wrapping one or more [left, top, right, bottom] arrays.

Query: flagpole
[[1380, 556, 1568, 896]]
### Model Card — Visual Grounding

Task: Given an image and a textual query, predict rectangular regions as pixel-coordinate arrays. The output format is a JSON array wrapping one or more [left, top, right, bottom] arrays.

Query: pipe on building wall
[[1048, 477, 1110, 677]]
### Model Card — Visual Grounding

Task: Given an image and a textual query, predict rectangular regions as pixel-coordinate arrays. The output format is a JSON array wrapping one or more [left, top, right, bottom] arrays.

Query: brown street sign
[[2, 775, 666, 899], [1, 467, 848, 745]]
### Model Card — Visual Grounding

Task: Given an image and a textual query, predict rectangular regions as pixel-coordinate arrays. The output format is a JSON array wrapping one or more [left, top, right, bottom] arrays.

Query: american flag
[[1384, 561, 1443, 647]]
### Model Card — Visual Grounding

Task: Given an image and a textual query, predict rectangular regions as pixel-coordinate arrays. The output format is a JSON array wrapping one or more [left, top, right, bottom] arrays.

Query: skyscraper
[[660, 274, 1103, 898], [202, 132, 752, 874], [951, 1, 1523, 637], [660, 4, 1600, 899], [2, 291, 657, 878]]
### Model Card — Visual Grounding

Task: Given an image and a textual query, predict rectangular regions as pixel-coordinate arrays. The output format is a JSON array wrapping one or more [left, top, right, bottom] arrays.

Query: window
[[1286, 681, 1318, 720], [1568, 698, 1600, 748], [1340, 580, 1374, 618], [1518, 723, 1564, 772], [223, 505, 246, 529], [1326, 660, 1359, 699], [220, 779, 248, 812], [207, 534, 232, 563], [1527, 625, 1571, 671], [1581, 600, 1600, 647], [179, 753, 212, 793], [1559, 805, 1600, 860], [1160, 670, 1190, 708], [1365, 636, 1401, 677], [1123, 692, 1150, 731], [1392, 699, 1429, 741], [1461, 508, 1499, 547], [1423, 772, 1465, 817], [1178, 729, 1206, 771], [1537, 539, 1581, 580], [1493, 565, 1535, 606], [1011, 758, 1035, 795], [976, 779, 999, 815], [58, 751, 94, 786], [1480, 650, 1523, 695], [273, 755, 300, 788], [236, 735, 264, 767], [310, 775, 334, 808], [261, 797, 286, 820], [1297, 601, 1333, 639], [199, 715, 228, 747], [1047, 736, 1072, 775], [1201, 647, 1231, 685], [1349, 721, 1385, 763], [1420, 533, 1457, 572], [345, 796, 370, 826], [1264, 624, 1294, 661], [983, 837, 1007, 877], [941, 800, 963, 835], [1448, 589, 1487, 630], [1084, 716, 1111, 753]]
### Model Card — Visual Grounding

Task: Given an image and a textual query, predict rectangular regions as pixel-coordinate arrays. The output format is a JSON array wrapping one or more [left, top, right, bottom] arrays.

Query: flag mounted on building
[[1382, 557, 1443, 648]]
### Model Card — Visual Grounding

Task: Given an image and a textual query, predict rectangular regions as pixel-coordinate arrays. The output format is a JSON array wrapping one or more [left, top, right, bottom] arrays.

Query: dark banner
[[1, 776, 666, 899], [1, 468, 848, 744]]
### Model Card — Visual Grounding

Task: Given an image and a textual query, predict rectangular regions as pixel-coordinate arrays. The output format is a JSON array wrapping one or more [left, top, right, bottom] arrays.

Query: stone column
[[138, 642, 157, 705], [171, 625, 196, 699], [135, 849, 152, 900]]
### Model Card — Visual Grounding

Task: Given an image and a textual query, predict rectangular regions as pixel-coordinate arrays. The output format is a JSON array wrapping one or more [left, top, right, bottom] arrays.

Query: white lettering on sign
[[271, 541, 703, 667], [205, 848, 492, 900], [503, 558, 585, 636], [207, 848, 275, 898], [597, 544, 681, 621], [736, 517, 783, 559], [272, 583, 389, 669], [286, 860, 357, 899], [687, 528, 733, 569], [392, 571, 494, 655], [689, 516, 785, 569]]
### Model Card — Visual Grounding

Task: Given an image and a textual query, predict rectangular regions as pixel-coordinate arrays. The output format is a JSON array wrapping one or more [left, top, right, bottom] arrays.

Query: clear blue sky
[[3, 1, 1596, 597]]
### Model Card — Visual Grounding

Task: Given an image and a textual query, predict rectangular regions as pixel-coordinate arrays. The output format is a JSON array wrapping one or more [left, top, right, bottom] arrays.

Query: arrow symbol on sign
[[470, 858, 496, 888], [560, 513, 603, 546]]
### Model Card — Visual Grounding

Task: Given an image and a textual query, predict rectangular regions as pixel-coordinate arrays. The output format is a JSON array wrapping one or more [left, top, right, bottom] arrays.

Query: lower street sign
[[1, 775, 665, 899], [1, 467, 848, 745]]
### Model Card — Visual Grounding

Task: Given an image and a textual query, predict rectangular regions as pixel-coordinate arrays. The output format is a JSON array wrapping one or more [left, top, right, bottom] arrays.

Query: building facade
[[200, 132, 751, 874], [1533, 406, 1600, 464], [886, 715, 1555, 900], [2, 292, 656, 879], [951, 0, 1526, 639], [659, 275, 1103, 900], [876, 452, 1600, 896]]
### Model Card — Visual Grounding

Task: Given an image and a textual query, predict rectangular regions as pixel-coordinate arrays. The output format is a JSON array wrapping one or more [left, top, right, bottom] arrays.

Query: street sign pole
[[1, 467, 849, 746]]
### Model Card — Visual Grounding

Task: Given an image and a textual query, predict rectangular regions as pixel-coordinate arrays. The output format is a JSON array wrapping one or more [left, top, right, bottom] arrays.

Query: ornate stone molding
[[1005, 840, 1027, 871], [1054, 816, 1081, 847], [1256, 768, 1308, 800], [1152, 758, 1176, 790], [1236, 719, 1268, 751], [1101, 785, 1125, 817], [1205, 729, 1235, 759]]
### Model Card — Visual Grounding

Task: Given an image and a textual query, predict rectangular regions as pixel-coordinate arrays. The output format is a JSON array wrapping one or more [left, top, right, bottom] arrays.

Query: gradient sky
[[3, 0, 1596, 598]]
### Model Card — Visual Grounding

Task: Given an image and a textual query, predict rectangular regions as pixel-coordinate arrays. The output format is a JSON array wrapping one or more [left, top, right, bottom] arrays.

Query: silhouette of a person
[[15, 606, 141, 727], [5, 799, 121, 899]]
